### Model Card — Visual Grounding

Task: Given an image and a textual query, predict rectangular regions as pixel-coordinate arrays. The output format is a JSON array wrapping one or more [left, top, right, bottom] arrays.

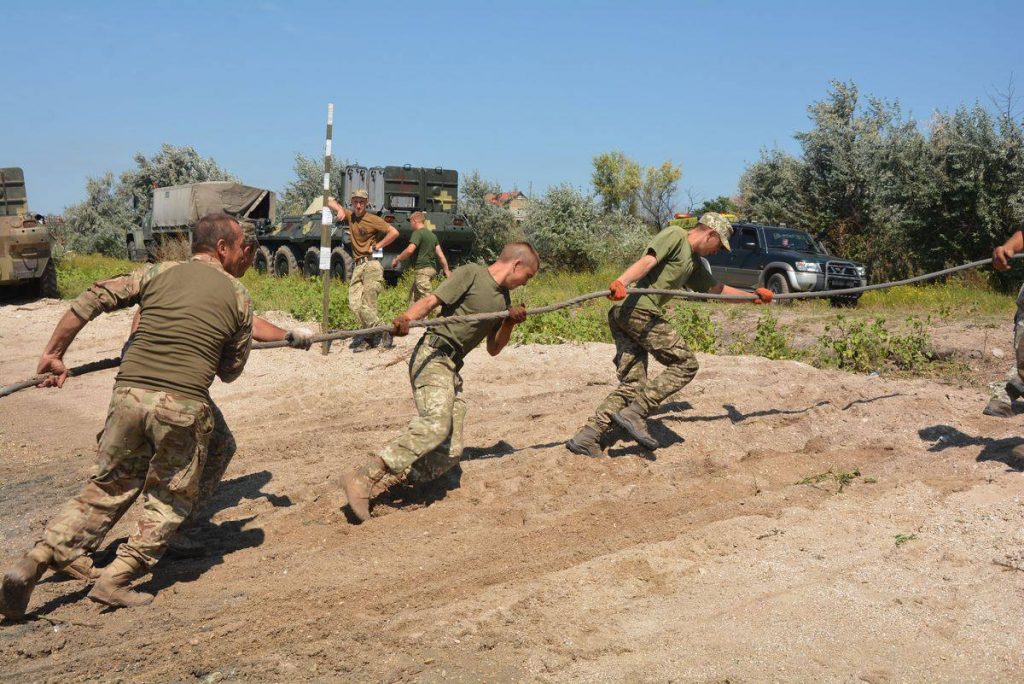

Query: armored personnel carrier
[[126, 182, 276, 261], [257, 165, 474, 281], [0, 167, 58, 298]]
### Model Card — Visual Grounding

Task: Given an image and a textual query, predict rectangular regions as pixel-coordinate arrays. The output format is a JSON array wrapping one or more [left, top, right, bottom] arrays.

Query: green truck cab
[[0, 167, 58, 298], [256, 165, 474, 281]]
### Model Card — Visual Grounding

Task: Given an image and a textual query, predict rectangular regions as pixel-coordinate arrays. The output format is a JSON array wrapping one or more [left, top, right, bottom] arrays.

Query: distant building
[[484, 190, 530, 222]]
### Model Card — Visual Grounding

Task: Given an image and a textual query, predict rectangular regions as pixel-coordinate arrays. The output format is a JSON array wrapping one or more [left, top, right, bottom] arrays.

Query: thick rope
[[0, 255, 1014, 397]]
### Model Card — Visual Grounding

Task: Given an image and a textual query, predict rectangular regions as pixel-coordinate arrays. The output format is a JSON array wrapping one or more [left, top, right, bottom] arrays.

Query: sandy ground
[[1, 298, 1023, 682]]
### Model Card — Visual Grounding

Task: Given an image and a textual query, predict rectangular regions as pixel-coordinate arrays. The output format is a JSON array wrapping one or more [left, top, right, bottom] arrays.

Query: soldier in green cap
[[0, 213, 293, 619], [566, 212, 774, 457], [327, 189, 400, 350], [340, 241, 538, 523]]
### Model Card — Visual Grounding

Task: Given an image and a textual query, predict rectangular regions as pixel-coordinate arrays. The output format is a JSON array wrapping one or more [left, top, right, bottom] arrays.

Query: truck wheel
[[35, 260, 59, 299], [303, 247, 322, 277], [253, 246, 272, 274], [274, 246, 298, 276], [766, 272, 790, 305], [330, 247, 353, 282]]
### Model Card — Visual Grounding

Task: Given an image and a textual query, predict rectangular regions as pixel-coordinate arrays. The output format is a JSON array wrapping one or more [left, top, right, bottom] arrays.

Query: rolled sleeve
[[432, 265, 474, 305], [69, 268, 149, 321]]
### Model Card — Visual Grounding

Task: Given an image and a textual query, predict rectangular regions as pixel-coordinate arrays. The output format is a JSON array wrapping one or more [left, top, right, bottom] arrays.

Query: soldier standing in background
[[340, 242, 538, 523], [565, 212, 774, 457], [390, 210, 451, 304], [2, 215, 267, 618], [327, 189, 399, 351]]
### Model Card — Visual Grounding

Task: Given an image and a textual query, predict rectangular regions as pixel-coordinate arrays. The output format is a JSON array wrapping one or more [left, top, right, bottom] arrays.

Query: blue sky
[[3, 0, 1022, 214]]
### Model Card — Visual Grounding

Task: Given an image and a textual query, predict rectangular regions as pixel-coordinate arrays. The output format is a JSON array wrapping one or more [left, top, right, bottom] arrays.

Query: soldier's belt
[[424, 334, 461, 360]]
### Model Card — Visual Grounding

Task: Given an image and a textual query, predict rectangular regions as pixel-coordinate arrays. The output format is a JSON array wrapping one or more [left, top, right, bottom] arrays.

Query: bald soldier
[[0, 214, 303, 619], [566, 213, 774, 457], [327, 189, 399, 351], [341, 242, 539, 522]]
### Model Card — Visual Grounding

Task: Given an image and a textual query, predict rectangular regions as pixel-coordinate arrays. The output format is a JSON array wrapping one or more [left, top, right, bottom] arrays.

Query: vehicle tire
[[253, 246, 273, 274], [330, 247, 353, 282], [829, 296, 860, 308], [303, 246, 322, 277], [274, 246, 299, 276], [766, 272, 790, 305], [35, 260, 59, 299]]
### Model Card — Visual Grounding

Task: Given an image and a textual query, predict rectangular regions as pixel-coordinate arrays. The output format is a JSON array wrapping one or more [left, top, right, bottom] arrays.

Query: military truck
[[126, 182, 276, 261], [0, 167, 58, 298], [256, 165, 474, 281]]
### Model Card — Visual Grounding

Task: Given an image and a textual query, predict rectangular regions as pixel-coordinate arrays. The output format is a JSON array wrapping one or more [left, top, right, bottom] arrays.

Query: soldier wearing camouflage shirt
[[566, 213, 774, 457], [340, 242, 538, 523], [1, 214, 262, 619]]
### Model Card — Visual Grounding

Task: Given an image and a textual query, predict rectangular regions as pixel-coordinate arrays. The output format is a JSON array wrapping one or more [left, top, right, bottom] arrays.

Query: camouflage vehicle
[[256, 165, 474, 281], [0, 167, 58, 298], [126, 182, 276, 261]]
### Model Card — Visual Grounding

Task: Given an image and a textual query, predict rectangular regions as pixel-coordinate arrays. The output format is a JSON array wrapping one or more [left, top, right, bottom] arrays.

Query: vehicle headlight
[[794, 261, 822, 273], [855, 266, 866, 277]]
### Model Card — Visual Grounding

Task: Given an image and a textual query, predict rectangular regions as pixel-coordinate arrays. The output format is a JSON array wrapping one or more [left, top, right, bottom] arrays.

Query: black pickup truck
[[704, 221, 868, 306]]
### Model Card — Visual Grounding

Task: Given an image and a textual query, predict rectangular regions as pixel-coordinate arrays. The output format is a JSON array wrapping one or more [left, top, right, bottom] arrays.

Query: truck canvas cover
[[151, 182, 275, 227]]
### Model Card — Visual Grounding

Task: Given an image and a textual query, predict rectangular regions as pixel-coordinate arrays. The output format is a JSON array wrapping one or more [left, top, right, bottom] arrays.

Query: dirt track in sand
[[1, 298, 1023, 682]]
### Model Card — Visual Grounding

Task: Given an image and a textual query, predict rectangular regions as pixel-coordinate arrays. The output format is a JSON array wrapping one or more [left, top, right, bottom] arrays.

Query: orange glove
[[392, 315, 411, 336], [608, 280, 627, 301], [507, 305, 527, 324], [754, 287, 774, 305]]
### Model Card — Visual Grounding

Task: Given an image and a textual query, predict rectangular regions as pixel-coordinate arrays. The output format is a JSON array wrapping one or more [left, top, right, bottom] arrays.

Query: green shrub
[[752, 309, 794, 360], [669, 304, 717, 353], [816, 315, 933, 372]]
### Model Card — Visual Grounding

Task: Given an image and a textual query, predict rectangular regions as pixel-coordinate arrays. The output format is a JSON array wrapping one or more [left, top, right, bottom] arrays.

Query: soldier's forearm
[[253, 316, 287, 342], [42, 309, 88, 360], [1002, 231, 1024, 255]]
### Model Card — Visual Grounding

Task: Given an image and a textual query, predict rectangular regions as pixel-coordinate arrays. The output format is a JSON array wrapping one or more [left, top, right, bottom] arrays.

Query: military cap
[[699, 212, 733, 252], [238, 220, 258, 245], [351, 188, 369, 200]]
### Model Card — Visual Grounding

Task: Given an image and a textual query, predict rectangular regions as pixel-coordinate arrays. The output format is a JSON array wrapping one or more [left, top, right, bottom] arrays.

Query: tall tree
[[592, 151, 642, 215], [636, 160, 682, 228]]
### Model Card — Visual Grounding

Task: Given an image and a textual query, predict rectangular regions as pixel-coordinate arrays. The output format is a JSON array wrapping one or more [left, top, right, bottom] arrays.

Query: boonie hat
[[699, 212, 733, 251], [351, 188, 369, 200]]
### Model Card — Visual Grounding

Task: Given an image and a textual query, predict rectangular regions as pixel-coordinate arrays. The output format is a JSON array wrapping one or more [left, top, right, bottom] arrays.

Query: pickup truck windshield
[[764, 228, 824, 255]]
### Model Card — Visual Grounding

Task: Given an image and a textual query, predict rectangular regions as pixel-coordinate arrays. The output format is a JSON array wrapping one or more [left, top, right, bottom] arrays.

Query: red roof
[[484, 191, 526, 207]]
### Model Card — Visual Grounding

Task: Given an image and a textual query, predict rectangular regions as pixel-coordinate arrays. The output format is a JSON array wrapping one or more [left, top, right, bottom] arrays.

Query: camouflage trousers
[[988, 283, 1024, 403], [408, 267, 436, 305], [348, 259, 385, 329], [586, 305, 700, 433], [40, 387, 213, 571], [379, 339, 467, 482], [179, 401, 235, 529]]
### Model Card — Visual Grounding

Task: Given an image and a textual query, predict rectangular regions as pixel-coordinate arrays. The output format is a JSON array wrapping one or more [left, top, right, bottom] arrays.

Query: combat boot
[[565, 425, 605, 458], [611, 402, 660, 451], [378, 331, 395, 350], [349, 335, 369, 352], [87, 557, 154, 609], [983, 398, 1014, 418], [0, 543, 53, 621], [60, 554, 100, 582], [165, 529, 207, 559], [341, 456, 390, 523]]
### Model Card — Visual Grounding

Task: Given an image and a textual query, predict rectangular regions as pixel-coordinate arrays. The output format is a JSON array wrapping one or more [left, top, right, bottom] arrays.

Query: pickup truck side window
[[735, 227, 758, 250]]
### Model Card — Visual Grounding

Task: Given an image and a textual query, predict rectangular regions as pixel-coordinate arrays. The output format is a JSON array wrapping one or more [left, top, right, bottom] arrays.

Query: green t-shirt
[[409, 228, 439, 269], [625, 226, 717, 315], [430, 263, 510, 359]]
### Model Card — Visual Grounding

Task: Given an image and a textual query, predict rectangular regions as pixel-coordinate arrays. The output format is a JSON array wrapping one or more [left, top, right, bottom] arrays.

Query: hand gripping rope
[[0, 255, 1017, 398]]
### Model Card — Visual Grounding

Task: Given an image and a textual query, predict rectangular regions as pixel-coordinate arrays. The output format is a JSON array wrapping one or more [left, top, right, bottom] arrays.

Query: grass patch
[[796, 468, 862, 493], [860, 279, 1014, 317], [894, 533, 917, 547], [57, 253, 138, 298]]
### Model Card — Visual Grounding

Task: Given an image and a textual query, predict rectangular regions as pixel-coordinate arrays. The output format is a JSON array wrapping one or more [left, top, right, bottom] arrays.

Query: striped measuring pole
[[319, 103, 334, 355]]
